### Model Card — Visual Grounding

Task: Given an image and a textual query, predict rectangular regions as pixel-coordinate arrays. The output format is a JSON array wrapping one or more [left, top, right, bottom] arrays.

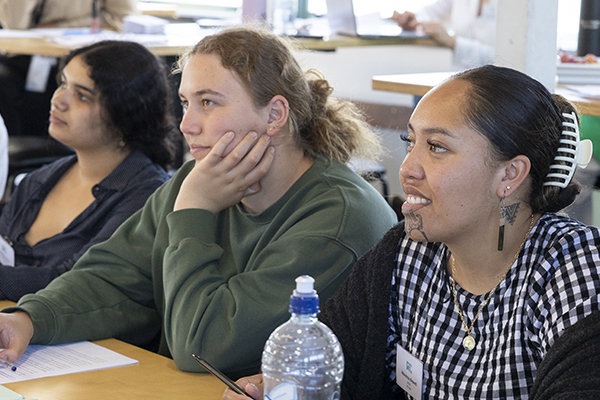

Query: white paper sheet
[[47, 31, 171, 47], [0, 341, 138, 384], [0, 30, 44, 38], [566, 84, 600, 99]]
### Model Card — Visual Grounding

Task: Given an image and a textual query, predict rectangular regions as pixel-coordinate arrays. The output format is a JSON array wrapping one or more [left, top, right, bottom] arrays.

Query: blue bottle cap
[[289, 275, 319, 314]]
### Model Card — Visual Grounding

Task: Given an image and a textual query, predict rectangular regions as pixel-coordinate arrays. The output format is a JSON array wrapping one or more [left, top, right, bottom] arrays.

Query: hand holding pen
[[0, 311, 34, 370], [192, 355, 262, 399], [0, 358, 16, 372], [222, 375, 263, 400]]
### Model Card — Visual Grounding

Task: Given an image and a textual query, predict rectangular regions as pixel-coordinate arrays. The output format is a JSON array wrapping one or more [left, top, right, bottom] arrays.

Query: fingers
[[223, 375, 263, 400], [391, 11, 417, 30], [406, 19, 420, 30], [0, 344, 25, 363], [242, 146, 275, 195], [420, 22, 436, 36], [224, 131, 267, 170], [203, 131, 236, 166], [209, 130, 270, 171], [421, 22, 453, 48], [221, 132, 275, 191], [0, 312, 34, 363], [222, 388, 249, 400], [244, 382, 263, 399], [222, 387, 255, 400], [246, 181, 261, 196], [175, 130, 275, 212], [390, 11, 402, 24]]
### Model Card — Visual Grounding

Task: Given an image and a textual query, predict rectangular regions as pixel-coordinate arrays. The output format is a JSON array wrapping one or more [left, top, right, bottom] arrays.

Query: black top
[[530, 309, 600, 400], [0, 150, 169, 301]]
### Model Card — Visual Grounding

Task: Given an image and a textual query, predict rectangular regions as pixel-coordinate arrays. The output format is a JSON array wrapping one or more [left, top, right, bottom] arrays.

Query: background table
[[372, 72, 600, 118], [0, 301, 225, 400], [0, 28, 434, 57]]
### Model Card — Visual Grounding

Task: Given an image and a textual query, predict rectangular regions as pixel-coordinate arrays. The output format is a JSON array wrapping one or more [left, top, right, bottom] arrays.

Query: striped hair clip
[[543, 112, 593, 189]]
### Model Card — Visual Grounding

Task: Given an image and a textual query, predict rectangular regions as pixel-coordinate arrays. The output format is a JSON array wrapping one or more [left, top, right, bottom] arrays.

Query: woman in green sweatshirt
[[0, 27, 397, 379]]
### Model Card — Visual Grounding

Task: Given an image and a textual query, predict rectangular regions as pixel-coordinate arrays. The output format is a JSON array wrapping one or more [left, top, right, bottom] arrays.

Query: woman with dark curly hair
[[0, 40, 176, 301]]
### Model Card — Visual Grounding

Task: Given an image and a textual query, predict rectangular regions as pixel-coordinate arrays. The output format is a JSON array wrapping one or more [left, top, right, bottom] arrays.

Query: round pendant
[[463, 335, 476, 351]]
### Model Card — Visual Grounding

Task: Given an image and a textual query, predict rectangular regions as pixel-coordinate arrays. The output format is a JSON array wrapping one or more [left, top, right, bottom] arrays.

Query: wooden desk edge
[[372, 78, 431, 97], [0, 301, 225, 399], [0, 38, 70, 57], [372, 73, 600, 118], [555, 86, 600, 118], [0, 34, 436, 58]]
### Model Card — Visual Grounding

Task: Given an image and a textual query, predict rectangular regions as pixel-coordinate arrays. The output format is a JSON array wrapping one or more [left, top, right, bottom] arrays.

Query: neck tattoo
[[451, 214, 535, 351]]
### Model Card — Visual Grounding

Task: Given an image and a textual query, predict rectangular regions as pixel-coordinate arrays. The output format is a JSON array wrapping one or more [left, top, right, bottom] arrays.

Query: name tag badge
[[0, 236, 14, 267], [25, 55, 57, 93], [396, 344, 423, 400]]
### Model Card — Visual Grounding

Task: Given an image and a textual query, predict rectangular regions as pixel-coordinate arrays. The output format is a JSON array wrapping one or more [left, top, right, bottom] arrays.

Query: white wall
[[294, 44, 453, 106], [293, 44, 452, 199]]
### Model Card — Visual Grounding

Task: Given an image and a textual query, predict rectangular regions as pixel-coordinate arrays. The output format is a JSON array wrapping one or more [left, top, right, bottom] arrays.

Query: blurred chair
[[348, 157, 389, 201], [391, 195, 405, 222], [2, 136, 74, 203], [0, 114, 7, 200], [568, 115, 600, 225]]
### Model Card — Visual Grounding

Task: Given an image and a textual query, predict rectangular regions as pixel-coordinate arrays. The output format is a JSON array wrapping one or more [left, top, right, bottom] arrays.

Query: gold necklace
[[451, 214, 535, 351]]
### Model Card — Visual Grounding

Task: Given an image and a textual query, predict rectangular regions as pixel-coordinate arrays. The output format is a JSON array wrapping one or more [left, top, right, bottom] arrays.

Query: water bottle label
[[265, 382, 297, 400], [396, 344, 423, 400]]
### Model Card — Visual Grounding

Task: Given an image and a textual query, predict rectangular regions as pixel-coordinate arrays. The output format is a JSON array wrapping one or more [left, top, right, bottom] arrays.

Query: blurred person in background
[[0, 0, 138, 138], [391, 0, 496, 69], [0, 114, 7, 199]]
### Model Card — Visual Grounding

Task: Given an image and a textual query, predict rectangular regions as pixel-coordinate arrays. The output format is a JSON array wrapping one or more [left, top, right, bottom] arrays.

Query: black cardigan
[[530, 309, 600, 399], [319, 222, 406, 400]]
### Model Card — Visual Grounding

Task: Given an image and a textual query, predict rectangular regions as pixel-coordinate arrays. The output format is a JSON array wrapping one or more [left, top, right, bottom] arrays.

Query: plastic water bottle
[[262, 275, 344, 400]]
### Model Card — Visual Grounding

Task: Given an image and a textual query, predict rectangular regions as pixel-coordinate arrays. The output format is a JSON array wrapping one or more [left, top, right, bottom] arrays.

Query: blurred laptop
[[325, 0, 427, 39]]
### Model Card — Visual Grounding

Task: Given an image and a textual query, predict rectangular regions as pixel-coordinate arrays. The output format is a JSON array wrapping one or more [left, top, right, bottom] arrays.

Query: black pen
[[0, 358, 17, 372], [192, 354, 250, 397]]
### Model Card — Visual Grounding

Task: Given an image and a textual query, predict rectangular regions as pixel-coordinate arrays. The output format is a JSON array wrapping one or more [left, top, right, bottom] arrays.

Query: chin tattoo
[[406, 212, 429, 241]]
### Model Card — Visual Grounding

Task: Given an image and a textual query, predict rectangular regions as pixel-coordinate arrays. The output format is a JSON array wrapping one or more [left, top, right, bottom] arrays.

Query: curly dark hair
[[59, 40, 177, 169]]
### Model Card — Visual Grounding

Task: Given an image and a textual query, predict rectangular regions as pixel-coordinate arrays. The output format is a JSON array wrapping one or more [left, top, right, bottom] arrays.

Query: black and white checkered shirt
[[386, 213, 600, 399]]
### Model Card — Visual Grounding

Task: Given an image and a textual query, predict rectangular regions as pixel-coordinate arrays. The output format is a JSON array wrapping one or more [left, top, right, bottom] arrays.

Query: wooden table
[[0, 30, 434, 58], [372, 72, 600, 118], [0, 36, 193, 57], [0, 301, 225, 400]]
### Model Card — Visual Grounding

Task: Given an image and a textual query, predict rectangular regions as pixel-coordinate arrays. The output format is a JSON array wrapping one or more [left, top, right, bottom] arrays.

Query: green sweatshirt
[[14, 155, 397, 378]]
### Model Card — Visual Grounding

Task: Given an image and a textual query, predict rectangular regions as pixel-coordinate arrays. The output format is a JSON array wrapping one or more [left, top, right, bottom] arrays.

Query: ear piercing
[[269, 123, 279, 132]]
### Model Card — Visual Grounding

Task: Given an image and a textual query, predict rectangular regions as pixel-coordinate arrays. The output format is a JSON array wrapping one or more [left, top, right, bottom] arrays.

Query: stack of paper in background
[[123, 15, 169, 34], [557, 62, 600, 85], [565, 85, 600, 99]]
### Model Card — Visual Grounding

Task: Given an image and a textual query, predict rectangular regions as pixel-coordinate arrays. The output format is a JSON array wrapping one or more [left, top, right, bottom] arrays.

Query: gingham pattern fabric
[[386, 213, 600, 399]]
